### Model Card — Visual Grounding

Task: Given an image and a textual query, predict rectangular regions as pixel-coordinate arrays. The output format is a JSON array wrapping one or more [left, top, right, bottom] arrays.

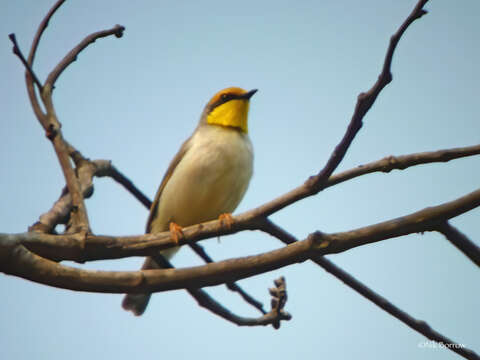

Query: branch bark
[[44, 25, 125, 90], [19, 186, 480, 262], [437, 222, 480, 267], [259, 220, 479, 360], [2, 187, 480, 292], [151, 254, 286, 328], [245, 0, 429, 219]]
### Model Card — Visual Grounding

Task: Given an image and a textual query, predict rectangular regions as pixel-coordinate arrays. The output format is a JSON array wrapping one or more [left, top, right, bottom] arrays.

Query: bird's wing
[[145, 135, 193, 233]]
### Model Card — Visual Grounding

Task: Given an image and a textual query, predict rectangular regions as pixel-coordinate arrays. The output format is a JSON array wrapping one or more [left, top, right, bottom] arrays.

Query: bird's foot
[[169, 222, 184, 244], [218, 213, 234, 230]]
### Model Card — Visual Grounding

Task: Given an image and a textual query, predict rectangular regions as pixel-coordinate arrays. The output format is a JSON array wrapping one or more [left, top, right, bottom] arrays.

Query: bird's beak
[[243, 89, 258, 100]]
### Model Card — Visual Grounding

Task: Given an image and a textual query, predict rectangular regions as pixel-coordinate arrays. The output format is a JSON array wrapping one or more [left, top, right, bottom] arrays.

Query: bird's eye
[[221, 93, 229, 101]]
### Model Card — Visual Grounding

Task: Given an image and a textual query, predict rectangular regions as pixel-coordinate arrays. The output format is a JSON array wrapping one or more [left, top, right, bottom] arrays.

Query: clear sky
[[1, 1, 479, 359]]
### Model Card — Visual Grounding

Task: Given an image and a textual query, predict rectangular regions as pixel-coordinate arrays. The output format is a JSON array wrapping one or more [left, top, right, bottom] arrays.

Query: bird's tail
[[121, 256, 159, 316], [122, 247, 178, 316]]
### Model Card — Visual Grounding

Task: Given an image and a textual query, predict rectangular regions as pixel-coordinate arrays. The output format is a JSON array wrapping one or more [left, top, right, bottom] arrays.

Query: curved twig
[[44, 25, 125, 90], [187, 242, 267, 314], [187, 277, 289, 328], [151, 254, 285, 327], [28, 0, 66, 66]]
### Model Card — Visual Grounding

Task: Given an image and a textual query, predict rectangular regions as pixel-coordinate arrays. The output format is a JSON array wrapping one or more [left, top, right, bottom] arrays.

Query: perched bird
[[122, 87, 257, 316]]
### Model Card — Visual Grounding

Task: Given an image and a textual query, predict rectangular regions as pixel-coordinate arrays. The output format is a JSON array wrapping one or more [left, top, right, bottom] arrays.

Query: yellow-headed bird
[[122, 87, 256, 315]]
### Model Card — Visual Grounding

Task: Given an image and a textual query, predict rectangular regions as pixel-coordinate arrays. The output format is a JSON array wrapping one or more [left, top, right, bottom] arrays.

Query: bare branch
[[13, 187, 480, 263], [187, 242, 267, 314], [9, 1, 125, 235], [44, 25, 125, 89], [260, 220, 479, 360], [309, 187, 480, 255], [327, 144, 480, 188], [22, 0, 66, 123], [38, 84, 90, 233], [2, 187, 479, 295], [151, 254, 285, 327], [0, 237, 311, 293], [8, 34, 43, 90], [97, 164, 152, 210], [187, 278, 290, 328], [27, 0, 66, 66], [317, 0, 428, 182], [98, 186, 480, 259], [30, 159, 102, 234], [247, 0, 429, 219], [318, 257, 478, 360], [437, 222, 480, 267]]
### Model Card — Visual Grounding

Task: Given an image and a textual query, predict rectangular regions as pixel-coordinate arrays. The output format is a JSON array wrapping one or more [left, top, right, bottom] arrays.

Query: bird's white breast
[[152, 125, 253, 232]]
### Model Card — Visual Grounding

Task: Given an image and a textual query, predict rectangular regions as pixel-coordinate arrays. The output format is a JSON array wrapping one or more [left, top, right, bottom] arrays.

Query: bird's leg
[[169, 222, 184, 244], [218, 213, 234, 230]]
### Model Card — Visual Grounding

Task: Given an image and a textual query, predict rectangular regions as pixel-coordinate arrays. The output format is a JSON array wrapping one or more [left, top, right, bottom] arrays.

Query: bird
[[122, 86, 257, 316]]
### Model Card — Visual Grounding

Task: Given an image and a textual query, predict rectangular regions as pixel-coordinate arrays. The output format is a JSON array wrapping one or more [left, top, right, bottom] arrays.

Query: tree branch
[[11, 187, 480, 263], [246, 0, 429, 219], [23, 0, 67, 133], [2, 187, 480, 294], [44, 25, 125, 90], [28, 0, 66, 66], [259, 219, 479, 360], [100, 164, 152, 210], [8, 34, 43, 90], [0, 237, 311, 293], [187, 277, 290, 328], [187, 241, 267, 314], [326, 144, 480, 188], [151, 254, 285, 328], [11, 2, 125, 234], [437, 222, 480, 267]]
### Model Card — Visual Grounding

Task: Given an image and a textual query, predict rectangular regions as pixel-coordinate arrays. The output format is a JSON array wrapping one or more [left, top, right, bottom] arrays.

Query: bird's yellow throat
[[206, 99, 250, 133]]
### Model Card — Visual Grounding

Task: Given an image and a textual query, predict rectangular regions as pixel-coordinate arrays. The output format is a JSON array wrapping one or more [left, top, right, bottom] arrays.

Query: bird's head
[[203, 87, 257, 133]]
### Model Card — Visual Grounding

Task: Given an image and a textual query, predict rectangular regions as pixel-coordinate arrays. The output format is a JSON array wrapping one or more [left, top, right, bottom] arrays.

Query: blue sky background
[[1, 1, 478, 359]]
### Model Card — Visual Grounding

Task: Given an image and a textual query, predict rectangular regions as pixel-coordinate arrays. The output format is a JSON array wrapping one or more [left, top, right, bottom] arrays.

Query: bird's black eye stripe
[[221, 93, 233, 102], [209, 92, 242, 113]]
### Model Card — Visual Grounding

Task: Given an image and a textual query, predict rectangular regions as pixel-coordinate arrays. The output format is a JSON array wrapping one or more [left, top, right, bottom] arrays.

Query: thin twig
[[259, 219, 479, 360], [437, 222, 480, 268], [187, 241, 267, 314], [23, 0, 66, 123], [45, 25, 125, 89], [326, 144, 480, 188], [100, 165, 152, 210], [28, 0, 66, 66], [8, 34, 43, 90], [150, 254, 287, 327], [314, 0, 428, 184]]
